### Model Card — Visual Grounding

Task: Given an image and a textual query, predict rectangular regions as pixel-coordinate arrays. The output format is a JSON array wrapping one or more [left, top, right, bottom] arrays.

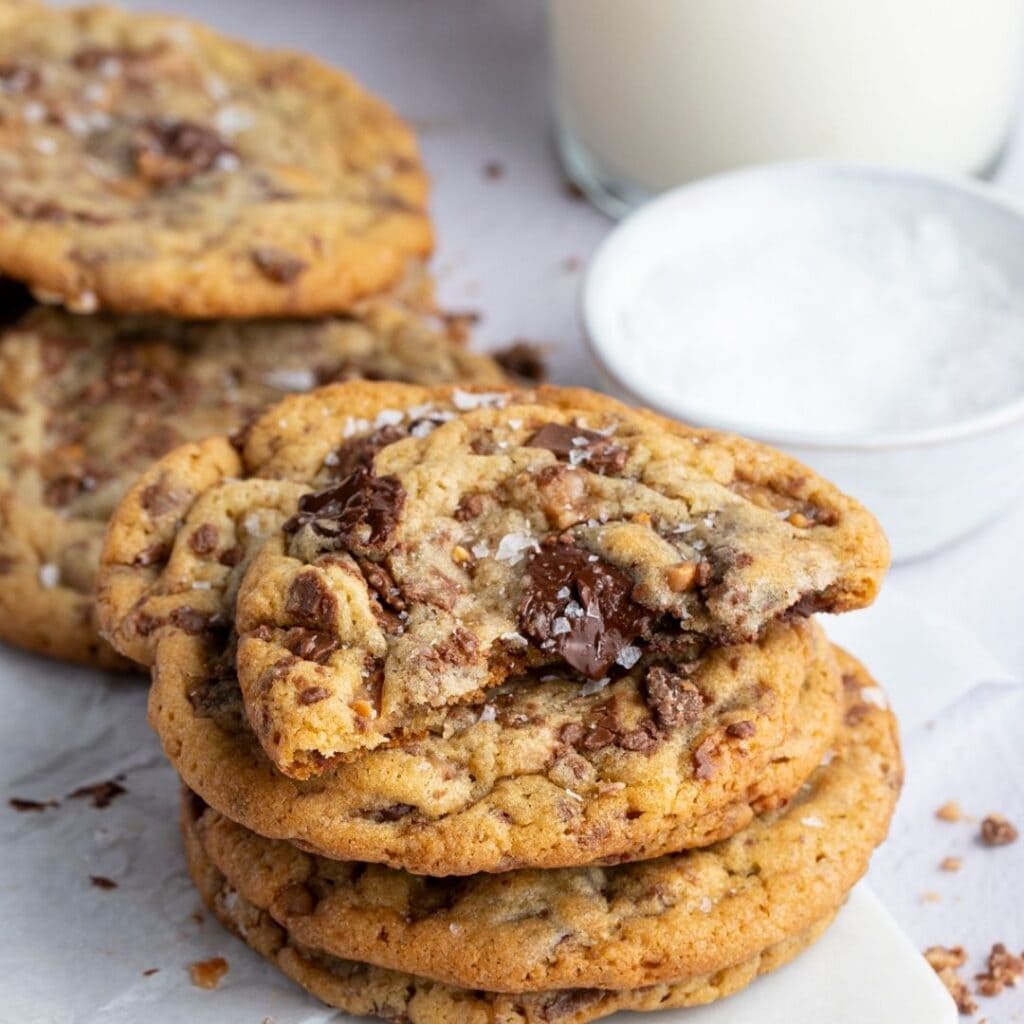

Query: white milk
[[549, 0, 1024, 210]]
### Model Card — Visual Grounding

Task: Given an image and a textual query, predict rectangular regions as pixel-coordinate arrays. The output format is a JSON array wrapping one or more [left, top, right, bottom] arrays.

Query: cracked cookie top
[[98, 382, 887, 775], [0, 4, 431, 316]]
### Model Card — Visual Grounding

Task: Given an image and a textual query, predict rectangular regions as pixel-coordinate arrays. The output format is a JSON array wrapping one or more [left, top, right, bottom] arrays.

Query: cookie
[[183, 646, 898, 992], [124, 607, 837, 875], [0, 302, 505, 666], [0, 4, 431, 316], [97, 381, 888, 775], [184, 810, 836, 1024]]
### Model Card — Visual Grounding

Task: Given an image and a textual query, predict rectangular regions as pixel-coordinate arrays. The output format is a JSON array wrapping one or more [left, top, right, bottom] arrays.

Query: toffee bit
[[935, 801, 964, 823], [189, 956, 229, 990], [924, 946, 977, 1015], [979, 814, 1018, 847], [974, 942, 1024, 997]]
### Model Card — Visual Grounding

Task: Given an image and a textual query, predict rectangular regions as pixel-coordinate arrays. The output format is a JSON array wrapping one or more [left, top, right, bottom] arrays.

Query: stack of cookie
[[0, 2, 509, 668], [95, 380, 902, 1023]]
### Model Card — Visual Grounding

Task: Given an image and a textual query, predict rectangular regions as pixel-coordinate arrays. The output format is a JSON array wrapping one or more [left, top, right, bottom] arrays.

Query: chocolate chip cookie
[[184, 808, 836, 1023], [114, 567, 840, 872], [98, 382, 887, 774], [182, 646, 897, 991], [0, 303, 505, 666], [0, 4, 431, 316]]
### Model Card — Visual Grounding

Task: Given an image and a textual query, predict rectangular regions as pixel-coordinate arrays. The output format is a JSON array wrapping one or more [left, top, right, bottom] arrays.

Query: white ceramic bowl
[[582, 163, 1024, 561]]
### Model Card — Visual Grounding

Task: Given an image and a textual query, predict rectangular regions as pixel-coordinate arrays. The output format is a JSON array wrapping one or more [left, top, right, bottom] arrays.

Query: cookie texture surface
[[98, 382, 888, 774], [184, 807, 836, 1024], [139, 610, 837, 873], [0, 303, 504, 666], [184, 646, 898, 992], [0, 4, 431, 316]]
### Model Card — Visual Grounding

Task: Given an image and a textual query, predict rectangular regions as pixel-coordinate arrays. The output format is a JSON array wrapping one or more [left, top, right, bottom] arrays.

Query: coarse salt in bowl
[[583, 163, 1024, 560]]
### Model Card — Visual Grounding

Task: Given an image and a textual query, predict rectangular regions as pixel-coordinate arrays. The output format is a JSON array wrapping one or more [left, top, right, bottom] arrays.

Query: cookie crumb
[[939, 856, 963, 872], [924, 946, 977, 1015], [189, 956, 228, 990], [68, 778, 126, 809], [936, 801, 964, 823], [979, 814, 1018, 846], [8, 796, 58, 812], [89, 875, 117, 890], [493, 340, 547, 384], [563, 179, 585, 201], [920, 891, 942, 903], [142, 968, 159, 977], [974, 942, 1024, 997], [482, 160, 505, 180], [563, 255, 582, 273]]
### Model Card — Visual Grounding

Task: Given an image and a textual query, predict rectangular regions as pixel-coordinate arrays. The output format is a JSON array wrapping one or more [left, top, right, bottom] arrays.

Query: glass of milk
[[549, 0, 1024, 216]]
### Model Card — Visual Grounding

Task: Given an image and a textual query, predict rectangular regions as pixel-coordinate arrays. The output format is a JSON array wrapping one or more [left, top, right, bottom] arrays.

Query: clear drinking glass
[[549, 0, 1024, 217]]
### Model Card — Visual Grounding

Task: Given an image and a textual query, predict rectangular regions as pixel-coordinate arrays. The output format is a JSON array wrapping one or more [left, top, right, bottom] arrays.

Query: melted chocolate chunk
[[133, 118, 233, 186], [43, 471, 96, 508], [133, 541, 171, 567], [644, 666, 705, 728], [170, 606, 224, 635], [285, 571, 337, 631], [283, 468, 405, 558], [326, 425, 407, 481], [188, 523, 219, 556], [250, 247, 308, 284], [539, 990, 603, 1022], [281, 627, 339, 663], [518, 541, 653, 678], [188, 675, 247, 733], [527, 422, 627, 475], [368, 803, 415, 823], [298, 686, 331, 705]]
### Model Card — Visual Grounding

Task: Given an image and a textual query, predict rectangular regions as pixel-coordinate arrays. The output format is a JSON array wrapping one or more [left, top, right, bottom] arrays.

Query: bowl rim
[[582, 160, 1024, 452]]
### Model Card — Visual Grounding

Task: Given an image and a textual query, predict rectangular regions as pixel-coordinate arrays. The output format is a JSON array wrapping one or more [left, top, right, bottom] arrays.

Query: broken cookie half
[[97, 381, 888, 779]]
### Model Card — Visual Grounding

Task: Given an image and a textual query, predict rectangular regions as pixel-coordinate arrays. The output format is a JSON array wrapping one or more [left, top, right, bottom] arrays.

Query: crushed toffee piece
[[936, 801, 964, 823], [974, 942, 1024, 997], [924, 946, 977, 1015], [189, 956, 229, 990], [979, 814, 1018, 847]]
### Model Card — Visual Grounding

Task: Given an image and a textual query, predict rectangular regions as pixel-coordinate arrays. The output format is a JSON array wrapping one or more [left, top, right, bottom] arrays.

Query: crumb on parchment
[[189, 956, 228, 990], [979, 814, 1018, 847]]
